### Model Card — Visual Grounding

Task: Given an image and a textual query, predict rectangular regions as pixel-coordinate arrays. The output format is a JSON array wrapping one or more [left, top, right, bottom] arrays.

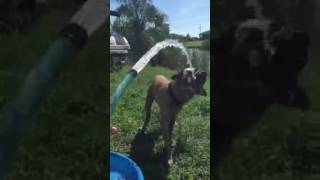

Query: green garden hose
[[110, 70, 137, 118], [0, 0, 107, 177], [0, 35, 80, 176]]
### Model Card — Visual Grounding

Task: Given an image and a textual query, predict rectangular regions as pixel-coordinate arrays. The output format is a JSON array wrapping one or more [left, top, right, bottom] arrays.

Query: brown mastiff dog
[[141, 68, 207, 165]]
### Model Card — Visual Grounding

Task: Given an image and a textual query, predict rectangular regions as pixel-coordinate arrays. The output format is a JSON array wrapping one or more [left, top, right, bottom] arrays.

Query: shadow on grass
[[129, 129, 170, 180]]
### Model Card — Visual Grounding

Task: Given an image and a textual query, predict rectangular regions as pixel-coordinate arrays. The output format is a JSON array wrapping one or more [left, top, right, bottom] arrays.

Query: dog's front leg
[[160, 108, 174, 166], [169, 110, 179, 148]]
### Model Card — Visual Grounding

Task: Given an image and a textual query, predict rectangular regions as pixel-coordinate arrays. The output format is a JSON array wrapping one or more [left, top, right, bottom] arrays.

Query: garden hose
[[110, 70, 137, 118], [0, 0, 107, 177]]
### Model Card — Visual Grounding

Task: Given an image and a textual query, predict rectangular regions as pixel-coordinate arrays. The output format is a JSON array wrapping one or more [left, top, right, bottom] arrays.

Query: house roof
[[110, 10, 120, 17], [199, 30, 210, 35]]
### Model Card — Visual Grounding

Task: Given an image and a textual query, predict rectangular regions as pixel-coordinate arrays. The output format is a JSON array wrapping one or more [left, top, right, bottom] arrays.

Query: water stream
[[131, 39, 192, 73], [187, 48, 210, 78]]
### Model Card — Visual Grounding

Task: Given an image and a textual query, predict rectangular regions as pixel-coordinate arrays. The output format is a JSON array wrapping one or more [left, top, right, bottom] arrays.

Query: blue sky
[[110, 0, 210, 37]]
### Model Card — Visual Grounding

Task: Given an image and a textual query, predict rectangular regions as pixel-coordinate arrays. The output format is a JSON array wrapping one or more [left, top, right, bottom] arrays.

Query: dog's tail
[[142, 86, 154, 131]]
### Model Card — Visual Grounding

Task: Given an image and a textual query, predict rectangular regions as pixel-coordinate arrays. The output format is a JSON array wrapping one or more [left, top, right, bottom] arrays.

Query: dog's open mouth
[[187, 68, 207, 96], [171, 67, 208, 97]]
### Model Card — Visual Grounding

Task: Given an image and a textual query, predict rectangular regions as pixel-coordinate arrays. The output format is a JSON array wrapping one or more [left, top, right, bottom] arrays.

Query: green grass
[[1, 5, 319, 180], [110, 66, 210, 179], [217, 47, 320, 179], [0, 10, 107, 179], [183, 40, 204, 48]]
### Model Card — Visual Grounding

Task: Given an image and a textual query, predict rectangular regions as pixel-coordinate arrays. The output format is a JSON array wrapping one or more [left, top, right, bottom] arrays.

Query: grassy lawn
[[0, 10, 107, 179], [183, 40, 205, 48], [110, 66, 210, 179], [1, 5, 319, 180], [218, 46, 320, 179]]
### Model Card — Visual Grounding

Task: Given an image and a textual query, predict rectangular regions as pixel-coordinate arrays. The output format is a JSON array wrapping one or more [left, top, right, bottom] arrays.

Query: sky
[[110, 0, 210, 37]]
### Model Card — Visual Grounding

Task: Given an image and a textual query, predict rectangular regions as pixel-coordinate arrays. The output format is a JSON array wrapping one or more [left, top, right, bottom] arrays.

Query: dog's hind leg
[[142, 86, 154, 132]]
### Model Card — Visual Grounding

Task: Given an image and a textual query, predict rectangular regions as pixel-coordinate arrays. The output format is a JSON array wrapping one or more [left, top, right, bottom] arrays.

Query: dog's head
[[171, 68, 207, 96], [270, 30, 310, 67]]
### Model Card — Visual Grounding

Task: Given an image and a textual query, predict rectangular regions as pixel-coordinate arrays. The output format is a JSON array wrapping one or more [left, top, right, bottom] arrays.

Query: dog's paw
[[172, 140, 177, 147], [168, 158, 174, 166], [138, 127, 146, 133], [165, 150, 174, 166]]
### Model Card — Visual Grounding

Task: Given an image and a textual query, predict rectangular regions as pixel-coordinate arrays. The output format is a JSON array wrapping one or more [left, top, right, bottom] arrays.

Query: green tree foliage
[[169, 33, 187, 41], [155, 47, 187, 69], [112, 0, 169, 61], [186, 33, 191, 41], [201, 39, 210, 50], [213, 0, 253, 36]]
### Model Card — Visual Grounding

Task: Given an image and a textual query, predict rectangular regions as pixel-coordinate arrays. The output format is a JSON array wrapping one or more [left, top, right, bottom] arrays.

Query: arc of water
[[132, 39, 192, 74], [110, 39, 192, 118]]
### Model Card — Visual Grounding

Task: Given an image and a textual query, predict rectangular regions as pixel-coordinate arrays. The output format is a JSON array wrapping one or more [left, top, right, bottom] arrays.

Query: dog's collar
[[168, 82, 183, 106]]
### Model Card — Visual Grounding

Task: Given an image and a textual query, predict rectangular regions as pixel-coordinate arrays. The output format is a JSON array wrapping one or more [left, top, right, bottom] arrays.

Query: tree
[[186, 33, 191, 41], [112, 0, 169, 60], [169, 33, 186, 41]]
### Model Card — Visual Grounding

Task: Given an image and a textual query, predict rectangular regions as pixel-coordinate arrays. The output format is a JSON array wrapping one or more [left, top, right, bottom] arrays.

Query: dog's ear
[[171, 71, 183, 80], [195, 71, 207, 85], [292, 31, 310, 47]]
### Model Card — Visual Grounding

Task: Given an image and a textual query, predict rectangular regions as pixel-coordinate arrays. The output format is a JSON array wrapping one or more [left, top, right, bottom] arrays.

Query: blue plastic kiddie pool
[[110, 152, 144, 180]]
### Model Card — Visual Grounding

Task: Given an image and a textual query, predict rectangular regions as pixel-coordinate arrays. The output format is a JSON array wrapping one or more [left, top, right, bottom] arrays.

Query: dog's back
[[142, 75, 170, 131], [151, 75, 169, 94]]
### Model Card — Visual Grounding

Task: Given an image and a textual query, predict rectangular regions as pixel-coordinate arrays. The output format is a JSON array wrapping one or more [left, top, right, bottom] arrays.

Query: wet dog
[[141, 68, 207, 165]]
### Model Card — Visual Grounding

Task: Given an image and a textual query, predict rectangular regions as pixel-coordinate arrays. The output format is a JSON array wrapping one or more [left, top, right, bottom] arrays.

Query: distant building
[[199, 30, 210, 40]]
